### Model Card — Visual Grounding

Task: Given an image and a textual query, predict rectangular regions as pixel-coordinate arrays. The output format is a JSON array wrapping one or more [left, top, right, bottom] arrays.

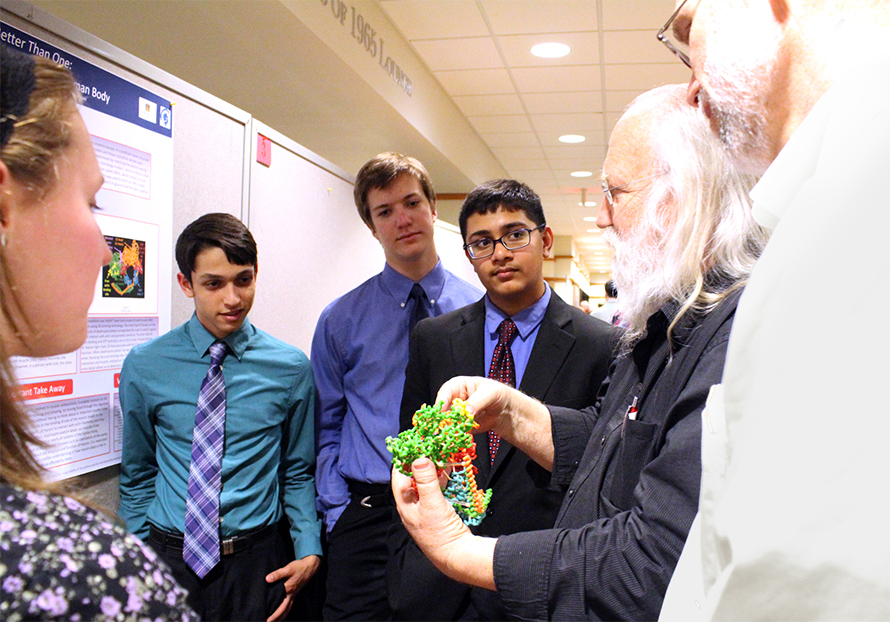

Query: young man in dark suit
[[387, 179, 619, 620]]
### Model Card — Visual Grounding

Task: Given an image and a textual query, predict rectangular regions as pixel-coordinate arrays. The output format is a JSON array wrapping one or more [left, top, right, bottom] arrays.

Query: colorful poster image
[[103, 235, 146, 299]]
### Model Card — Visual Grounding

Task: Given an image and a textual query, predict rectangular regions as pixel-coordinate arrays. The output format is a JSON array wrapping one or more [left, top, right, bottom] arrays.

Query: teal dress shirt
[[119, 314, 321, 560]]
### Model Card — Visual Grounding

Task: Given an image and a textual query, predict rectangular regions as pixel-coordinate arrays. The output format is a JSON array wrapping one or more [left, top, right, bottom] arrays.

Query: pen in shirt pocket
[[621, 396, 638, 438]]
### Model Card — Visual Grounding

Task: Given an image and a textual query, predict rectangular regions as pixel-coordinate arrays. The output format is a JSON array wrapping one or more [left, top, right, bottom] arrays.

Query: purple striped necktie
[[184, 340, 229, 578], [487, 319, 517, 464]]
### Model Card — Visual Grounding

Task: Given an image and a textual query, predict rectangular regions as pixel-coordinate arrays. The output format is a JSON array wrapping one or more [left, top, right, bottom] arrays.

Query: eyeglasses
[[601, 171, 668, 207], [463, 224, 546, 259], [657, 0, 692, 69]]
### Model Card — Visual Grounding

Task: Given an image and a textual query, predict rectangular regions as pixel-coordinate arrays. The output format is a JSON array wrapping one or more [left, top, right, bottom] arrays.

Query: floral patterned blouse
[[0, 482, 200, 621]]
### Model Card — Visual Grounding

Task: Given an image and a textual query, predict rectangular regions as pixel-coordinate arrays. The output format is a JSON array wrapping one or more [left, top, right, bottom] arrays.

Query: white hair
[[613, 84, 770, 349]]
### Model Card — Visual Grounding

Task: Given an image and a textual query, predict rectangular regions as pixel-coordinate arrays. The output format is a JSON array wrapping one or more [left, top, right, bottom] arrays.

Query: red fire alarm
[[257, 134, 272, 167]]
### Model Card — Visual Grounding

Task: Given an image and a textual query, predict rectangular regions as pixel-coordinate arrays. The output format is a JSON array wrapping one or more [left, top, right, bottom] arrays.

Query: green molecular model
[[386, 400, 493, 526]]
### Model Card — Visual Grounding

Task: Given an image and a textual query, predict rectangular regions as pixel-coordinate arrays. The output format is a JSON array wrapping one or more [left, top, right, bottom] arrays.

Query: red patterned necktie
[[487, 319, 517, 464]]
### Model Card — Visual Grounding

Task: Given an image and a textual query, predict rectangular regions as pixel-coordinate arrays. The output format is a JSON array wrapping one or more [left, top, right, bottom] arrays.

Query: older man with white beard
[[389, 84, 769, 621], [656, 1, 890, 620]]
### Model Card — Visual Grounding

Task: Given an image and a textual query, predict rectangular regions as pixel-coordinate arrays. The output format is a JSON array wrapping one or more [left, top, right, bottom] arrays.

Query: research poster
[[2, 22, 174, 480]]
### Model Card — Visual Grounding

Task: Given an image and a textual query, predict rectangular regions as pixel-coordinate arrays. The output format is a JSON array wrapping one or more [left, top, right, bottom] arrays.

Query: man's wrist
[[442, 533, 497, 591]]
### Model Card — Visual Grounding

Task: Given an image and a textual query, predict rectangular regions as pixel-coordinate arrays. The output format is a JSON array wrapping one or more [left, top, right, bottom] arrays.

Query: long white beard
[[602, 226, 670, 348]]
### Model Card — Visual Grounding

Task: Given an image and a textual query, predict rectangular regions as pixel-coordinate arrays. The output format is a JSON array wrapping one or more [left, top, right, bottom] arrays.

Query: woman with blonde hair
[[0, 45, 198, 620]]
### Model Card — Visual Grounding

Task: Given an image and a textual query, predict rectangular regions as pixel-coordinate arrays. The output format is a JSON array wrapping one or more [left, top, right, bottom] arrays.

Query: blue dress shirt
[[311, 260, 481, 531], [119, 314, 321, 560], [483, 284, 552, 386]]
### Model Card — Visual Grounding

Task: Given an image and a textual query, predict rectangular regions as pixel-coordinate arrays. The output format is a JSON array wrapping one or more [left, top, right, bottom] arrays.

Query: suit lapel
[[451, 301, 485, 379], [517, 295, 575, 404]]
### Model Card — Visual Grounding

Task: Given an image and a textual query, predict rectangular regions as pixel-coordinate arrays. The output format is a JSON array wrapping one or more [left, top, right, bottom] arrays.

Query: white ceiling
[[23, 0, 693, 280], [376, 0, 692, 278]]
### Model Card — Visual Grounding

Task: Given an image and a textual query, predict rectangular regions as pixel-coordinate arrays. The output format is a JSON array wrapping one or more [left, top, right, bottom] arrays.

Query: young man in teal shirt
[[120, 213, 321, 621]]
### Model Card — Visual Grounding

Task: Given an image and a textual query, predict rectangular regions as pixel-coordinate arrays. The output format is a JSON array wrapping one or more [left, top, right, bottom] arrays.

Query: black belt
[[346, 479, 392, 508], [148, 523, 276, 556]]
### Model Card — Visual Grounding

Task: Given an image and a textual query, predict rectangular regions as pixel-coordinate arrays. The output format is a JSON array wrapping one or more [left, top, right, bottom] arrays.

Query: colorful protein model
[[386, 400, 492, 526]]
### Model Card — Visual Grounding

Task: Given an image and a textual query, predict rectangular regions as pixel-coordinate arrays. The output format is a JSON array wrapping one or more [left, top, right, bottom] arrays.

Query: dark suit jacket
[[387, 294, 620, 620]]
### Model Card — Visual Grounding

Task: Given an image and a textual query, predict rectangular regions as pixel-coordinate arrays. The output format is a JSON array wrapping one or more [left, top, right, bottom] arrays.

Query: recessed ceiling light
[[577, 201, 596, 207], [571, 171, 593, 178], [559, 134, 585, 143], [586, 228, 598, 233], [531, 42, 570, 58], [595, 251, 604, 255]]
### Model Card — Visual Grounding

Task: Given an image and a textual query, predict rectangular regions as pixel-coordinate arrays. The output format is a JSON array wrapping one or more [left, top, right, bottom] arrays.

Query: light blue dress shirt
[[311, 260, 481, 531], [119, 314, 321, 559], [483, 283, 552, 386]]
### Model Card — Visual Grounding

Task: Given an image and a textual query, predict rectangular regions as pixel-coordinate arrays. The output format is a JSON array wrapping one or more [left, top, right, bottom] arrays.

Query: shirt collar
[[186, 312, 253, 361], [645, 298, 697, 351], [381, 259, 447, 305], [484, 282, 552, 340]]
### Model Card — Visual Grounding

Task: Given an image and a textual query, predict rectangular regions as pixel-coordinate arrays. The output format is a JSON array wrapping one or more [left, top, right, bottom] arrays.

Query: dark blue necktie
[[408, 283, 429, 333]]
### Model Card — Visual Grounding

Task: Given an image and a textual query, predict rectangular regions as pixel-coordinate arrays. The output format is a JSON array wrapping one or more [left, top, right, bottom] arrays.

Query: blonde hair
[[1, 56, 81, 490]]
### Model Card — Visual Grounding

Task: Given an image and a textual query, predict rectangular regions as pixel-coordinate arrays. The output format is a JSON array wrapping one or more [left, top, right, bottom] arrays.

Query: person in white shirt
[[656, 1, 890, 620], [591, 280, 620, 325]]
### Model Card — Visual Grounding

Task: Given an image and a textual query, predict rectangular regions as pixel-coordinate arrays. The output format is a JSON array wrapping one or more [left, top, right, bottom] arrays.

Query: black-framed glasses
[[657, 0, 692, 68], [601, 171, 668, 207], [463, 224, 546, 259]]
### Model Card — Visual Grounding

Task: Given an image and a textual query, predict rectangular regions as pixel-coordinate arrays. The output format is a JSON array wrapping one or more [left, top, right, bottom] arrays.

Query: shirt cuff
[[493, 530, 559, 620]]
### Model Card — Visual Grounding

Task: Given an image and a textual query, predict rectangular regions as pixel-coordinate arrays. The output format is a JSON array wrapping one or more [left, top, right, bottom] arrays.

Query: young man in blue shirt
[[311, 152, 480, 619], [120, 213, 321, 621]]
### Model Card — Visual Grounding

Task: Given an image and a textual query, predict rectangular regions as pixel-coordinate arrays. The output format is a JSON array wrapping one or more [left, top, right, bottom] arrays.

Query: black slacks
[[149, 524, 288, 621], [323, 483, 393, 620]]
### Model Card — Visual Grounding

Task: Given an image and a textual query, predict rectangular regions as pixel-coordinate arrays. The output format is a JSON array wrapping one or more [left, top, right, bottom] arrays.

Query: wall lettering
[[319, 0, 413, 96]]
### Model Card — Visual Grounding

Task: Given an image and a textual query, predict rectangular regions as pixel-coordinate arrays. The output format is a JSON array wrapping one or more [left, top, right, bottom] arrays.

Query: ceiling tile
[[543, 144, 607, 160], [605, 111, 624, 133], [467, 115, 535, 134], [453, 93, 525, 116], [511, 65, 601, 93], [530, 112, 605, 135], [552, 167, 602, 181], [482, 0, 598, 35], [412, 37, 503, 70], [553, 153, 606, 167], [603, 30, 673, 64], [497, 32, 601, 67], [603, 62, 691, 91], [491, 145, 546, 160], [539, 133, 607, 148], [523, 91, 601, 114], [480, 132, 541, 147], [600, 0, 675, 30], [434, 68, 515, 95], [497, 155, 553, 169], [380, 0, 489, 39]]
